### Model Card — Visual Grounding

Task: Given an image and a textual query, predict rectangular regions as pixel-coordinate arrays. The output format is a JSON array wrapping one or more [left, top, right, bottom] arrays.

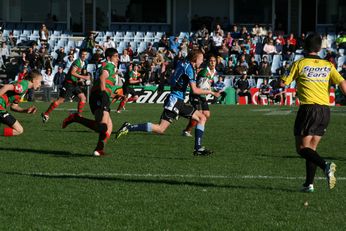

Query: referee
[[281, 33, 346, 192]]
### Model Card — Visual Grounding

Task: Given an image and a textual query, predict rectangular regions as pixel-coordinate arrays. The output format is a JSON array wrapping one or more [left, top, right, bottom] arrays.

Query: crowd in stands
[[0, 22, 346, 103]]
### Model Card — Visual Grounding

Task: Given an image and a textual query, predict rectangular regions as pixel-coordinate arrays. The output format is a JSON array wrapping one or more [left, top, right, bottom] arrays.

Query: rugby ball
[[197, 78, 211, 90]]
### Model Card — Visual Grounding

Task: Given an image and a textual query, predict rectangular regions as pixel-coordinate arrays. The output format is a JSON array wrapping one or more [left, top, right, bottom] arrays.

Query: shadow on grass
[[260, 154, 346, 162], [0, 147, 92, 158], [1, 171, 297, 193]]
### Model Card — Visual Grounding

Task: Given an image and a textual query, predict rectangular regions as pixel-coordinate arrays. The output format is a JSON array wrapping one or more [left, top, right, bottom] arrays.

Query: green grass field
[[1, 103, 346, 230]]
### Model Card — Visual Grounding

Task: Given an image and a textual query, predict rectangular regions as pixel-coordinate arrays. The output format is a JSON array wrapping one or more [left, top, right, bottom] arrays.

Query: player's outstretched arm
[[190, 82, 220, 98], [10, 103, 37, 114], [0, 84, 14, 96]]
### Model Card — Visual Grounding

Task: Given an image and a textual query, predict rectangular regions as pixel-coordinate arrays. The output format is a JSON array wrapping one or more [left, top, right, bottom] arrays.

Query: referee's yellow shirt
[[281, 55, 345, 105]]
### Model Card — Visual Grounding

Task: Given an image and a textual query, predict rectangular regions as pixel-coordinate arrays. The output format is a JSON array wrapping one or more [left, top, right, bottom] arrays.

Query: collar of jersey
[[304, 54, 321, 59]]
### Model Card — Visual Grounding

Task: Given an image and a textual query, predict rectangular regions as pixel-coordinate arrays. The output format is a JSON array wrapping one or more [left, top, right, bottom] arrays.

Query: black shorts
[[294, 104, 330, 136], [160, 94, 196, 123], [59, 83, 84, 99], [89, 92, 110, 121], [0, 111, 17, 127], [123, 86, 138, 97], [190, 94, 209, 111]]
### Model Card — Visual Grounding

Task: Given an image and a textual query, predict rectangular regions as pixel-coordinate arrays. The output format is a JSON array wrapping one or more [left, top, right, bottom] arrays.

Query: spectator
[[125, 43, 134, 58], [158, 34, 169, 49], [42, 67, 54, 101], [224, 32, 233, 48], [259, 57, 271, 76], [120, 49, 131, 68], [247, 56, 259, 75], [269, 77, 285, 104], [263, 39, 277, 55], [169, 36, 180, 54], [194, 24, 209, 40], [82, 31, 99, 54], [240, 26, 249, 40], [54, 47, 66, 67], [218, 40, 229, 59], [215, 56, 225, 74], [234, 71, 251, 104], [297, 33, 306, 49], [258, 78, 271, 103], [251, 24, 262, 36], [39, 24, 49, 45], [65, 54, 75, 72], [53, 66, 66, 94], [287, 33, 297, 52], [276, 61, 290, 76], [336, 32, 346, 49], [224, 59, 235, 75], [7, 32, 17, 47], [103, 36, 116, 49], [212, 76, 227, 104], [17, 66, 29, 82], [212, 32, 223, 55], [321, 34, 328, 49], [262, 31, 274, 45], [0, 42, 10, 64], [230, 39, 241, 55], [230, 24, 240, 39], [179, 38, 189, 57], [18, 52, 29, 70], [26, 47, 38, 70], [143, 42, 157, 58], [214, 24, 224, 37]]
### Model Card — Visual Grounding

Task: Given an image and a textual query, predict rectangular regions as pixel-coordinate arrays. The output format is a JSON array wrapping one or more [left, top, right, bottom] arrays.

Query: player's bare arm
[[0, 84, 15, 96], [71, 66, 90, 80], [10, 103, 37, 114], [190, 82, 220, 97]]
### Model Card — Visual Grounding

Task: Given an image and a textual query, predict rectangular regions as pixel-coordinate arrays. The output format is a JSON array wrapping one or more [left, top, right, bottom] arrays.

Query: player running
[[115, 49, 220, 155], [281, 33, 346, 192], [41, 49, 91, 123], [116, 63, 142, 113], [182, 55, 218, 137], [0, 70, 42, 137], [61, 48, 119, 156]]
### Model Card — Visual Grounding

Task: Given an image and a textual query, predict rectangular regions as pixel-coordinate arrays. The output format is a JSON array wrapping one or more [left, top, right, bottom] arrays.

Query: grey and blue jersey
[[170, 61, 196, 100]]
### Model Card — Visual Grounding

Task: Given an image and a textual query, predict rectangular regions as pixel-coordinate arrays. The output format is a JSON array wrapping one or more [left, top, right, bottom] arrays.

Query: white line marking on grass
[[21, 172, 346, 181], [264, 110, 292, 116], [53, 108, 129, 113]]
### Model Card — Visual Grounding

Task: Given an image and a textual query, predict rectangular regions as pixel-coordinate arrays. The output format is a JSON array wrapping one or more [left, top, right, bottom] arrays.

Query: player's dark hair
[[24, 70, 42, 81], [79, 48, 88, 54], [105, 48, 118, 59], [304, 33, 322, 53], [187, 49, 203, 63]]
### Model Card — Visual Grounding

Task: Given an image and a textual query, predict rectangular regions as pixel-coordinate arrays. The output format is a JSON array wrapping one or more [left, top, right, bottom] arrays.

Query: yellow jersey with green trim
[[281, 55, 345, 105]]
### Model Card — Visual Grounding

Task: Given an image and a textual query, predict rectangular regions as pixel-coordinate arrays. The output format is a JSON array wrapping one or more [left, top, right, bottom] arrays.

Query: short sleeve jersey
[[92, 62, 118, 98], [195, 67, 216, 98], [65, 58, 85, 84], [281, 55, 345, 105], [170, 60, 196, 100], [0, 80, 29, 111]]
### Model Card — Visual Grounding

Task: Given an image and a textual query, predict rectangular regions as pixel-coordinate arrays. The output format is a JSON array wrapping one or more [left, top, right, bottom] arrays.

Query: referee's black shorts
[[294, 104, 330, 136]]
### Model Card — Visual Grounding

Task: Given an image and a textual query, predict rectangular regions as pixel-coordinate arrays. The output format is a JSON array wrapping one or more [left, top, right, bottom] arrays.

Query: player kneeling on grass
[[115, 49, 220, 155], [61, 48, 120, 156], [281, 33, 346, 192], [0, 70, 42, 137]]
